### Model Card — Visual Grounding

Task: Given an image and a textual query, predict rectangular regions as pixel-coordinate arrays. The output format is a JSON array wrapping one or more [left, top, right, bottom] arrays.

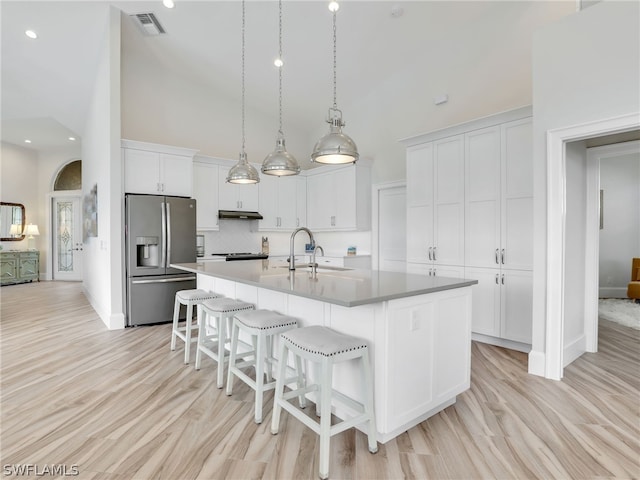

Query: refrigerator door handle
[[161, 201, 167, 269], [132, 276, 196, 285], [166, 201, 172, 266]]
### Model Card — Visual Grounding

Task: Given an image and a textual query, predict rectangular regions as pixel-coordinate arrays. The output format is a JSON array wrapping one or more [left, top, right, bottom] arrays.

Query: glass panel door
[[53, 196, 82, 281]]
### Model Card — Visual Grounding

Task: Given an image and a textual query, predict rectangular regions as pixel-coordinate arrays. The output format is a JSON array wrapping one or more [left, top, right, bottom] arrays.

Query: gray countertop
[[171, 260, 477, 307]]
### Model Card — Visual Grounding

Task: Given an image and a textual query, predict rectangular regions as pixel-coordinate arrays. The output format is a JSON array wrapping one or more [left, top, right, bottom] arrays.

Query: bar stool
[[170, 289, 219, 364], [194, 297, 255, 388], [271, 326, 378, 480], [226, 310, 304, 424]]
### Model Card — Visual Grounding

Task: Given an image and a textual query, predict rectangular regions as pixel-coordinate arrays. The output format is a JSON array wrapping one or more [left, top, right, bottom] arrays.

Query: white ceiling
[[1, 1, 577, 155]]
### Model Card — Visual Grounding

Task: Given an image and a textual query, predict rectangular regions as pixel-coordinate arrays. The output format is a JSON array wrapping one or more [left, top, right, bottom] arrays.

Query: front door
[[52, 196, 83, 281]]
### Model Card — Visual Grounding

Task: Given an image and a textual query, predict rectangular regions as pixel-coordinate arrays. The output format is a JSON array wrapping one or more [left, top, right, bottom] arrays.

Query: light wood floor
[[1, 281, 638, 479]]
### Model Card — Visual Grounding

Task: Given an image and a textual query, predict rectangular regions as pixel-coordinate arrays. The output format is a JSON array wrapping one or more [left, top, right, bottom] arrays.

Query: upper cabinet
[[122, 140, 197, 197], [258, 175, 299, 231], [217, 165, 260, 212], [406, 136, 465, 266], [306, 163, 371, 231], [192, 160, 219, 231], [464, 118, 533, 270]]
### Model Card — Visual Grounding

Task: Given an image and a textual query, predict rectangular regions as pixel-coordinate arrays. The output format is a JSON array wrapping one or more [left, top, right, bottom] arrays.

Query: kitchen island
[[172, 259, 477, 443]]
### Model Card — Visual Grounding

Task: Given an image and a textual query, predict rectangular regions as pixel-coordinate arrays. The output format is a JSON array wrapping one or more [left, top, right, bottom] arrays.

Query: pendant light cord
[[278, 0, 283, 136], [241, 0, 246, 155], [332, 9, 337, 110]]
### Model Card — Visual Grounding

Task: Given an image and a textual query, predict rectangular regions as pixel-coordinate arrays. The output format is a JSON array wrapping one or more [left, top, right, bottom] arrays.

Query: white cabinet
[[466, 267, 533, 346], [306, 164, 371, 231], [218, 165, 259, 211], [406, 135, 465, 268], [296, 176, 307, 228], [258, 175, 298, 231], [464, 118, 533, 270], [403, 107, 533, 350], [122, 140, 197, 197], [406, 263, 464, 278], [193, 161, 219, 230]]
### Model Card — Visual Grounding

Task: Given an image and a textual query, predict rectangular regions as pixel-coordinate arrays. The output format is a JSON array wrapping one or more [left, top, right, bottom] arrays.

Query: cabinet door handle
[[501, 274, 505, 285], [433, 269, 437, 276], [495, 274, 499, 284], [428, 247, 432, 261], [501, 249, 505, 264], [495, 248, 500, 264], [433, 247, 437, 261]]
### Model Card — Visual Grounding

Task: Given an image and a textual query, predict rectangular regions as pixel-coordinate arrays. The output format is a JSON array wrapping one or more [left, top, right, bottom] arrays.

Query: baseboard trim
[[598, 287, 627, 298], [563, 333, 586, 367], [528, 350, 546, 377], [471, 333, 531, 353]]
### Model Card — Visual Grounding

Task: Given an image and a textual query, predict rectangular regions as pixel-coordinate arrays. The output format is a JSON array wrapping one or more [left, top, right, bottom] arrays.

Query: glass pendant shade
[[227, 152, 259, 184], [262, 135, 300, 175], [311, 109, 359, 164]]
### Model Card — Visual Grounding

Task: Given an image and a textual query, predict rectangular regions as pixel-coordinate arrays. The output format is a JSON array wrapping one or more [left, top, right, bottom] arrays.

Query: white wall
[[81, 6, 123, 329], [599, 150, 640, 296], [120, 16, 312, 174], [530, 0, 640, 376], [0, 143, 39, 253]]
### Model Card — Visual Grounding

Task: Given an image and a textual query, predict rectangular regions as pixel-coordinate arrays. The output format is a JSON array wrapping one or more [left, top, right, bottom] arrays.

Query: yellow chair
[[627, 258, 640, 303]]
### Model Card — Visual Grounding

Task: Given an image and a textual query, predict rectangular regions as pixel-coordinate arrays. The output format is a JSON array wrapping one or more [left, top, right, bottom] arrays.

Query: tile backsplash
[[198, 220, 372, 258]]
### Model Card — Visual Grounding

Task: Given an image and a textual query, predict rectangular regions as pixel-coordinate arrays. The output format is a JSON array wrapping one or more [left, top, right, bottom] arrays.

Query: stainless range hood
[[218, 210, 263, 220]]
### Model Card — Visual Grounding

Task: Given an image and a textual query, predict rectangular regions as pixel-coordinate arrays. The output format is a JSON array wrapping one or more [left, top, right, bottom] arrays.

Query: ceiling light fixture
[[68, 136, 76, 141], [227, 0, 259, 185], [24, 139, 32, 144], [163, 0, 175, 8], [311, 1, 359, 165], [25, 30, 37, 39], [262, 0, 300, 177]]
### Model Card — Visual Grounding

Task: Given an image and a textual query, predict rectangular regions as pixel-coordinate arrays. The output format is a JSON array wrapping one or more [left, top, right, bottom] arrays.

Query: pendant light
[[311, 1, 359, 165], [262, 0, 300, 176], [227, 0, 260, 184]]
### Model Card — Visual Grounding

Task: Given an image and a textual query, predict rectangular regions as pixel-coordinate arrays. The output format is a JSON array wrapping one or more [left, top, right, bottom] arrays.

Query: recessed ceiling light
[[163, 0, 175, 8], [328, 1, 339, 13], [25, 30, 37, 39], [24, 139, 32, 144], [68, 136, 76, 141], [274, 57, 283, 68]]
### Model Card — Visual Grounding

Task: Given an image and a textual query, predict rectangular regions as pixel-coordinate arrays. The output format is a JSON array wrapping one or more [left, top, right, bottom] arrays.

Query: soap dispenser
[[261, 236, 269, 255]]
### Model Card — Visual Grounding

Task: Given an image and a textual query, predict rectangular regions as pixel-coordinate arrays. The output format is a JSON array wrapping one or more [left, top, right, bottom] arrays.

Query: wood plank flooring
[[1, 281, 638, 479]]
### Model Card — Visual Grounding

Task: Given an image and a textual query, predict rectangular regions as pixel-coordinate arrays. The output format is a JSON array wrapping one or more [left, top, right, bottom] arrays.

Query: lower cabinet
[[1, 251, 39, 285], [465, 267, 532, 349]]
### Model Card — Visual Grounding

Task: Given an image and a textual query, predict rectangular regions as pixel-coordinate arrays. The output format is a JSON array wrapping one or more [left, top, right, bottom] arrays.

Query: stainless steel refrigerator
[[125, 194, 197, 326]]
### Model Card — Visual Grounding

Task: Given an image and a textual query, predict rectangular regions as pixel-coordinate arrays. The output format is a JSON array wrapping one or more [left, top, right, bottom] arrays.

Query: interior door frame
[[372, 180, 406, 270], [49, 191, 83, 281], [543, 112, 640, 380]]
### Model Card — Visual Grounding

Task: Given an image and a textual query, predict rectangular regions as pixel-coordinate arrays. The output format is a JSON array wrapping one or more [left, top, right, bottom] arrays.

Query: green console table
[[0, 251, 39, 286]]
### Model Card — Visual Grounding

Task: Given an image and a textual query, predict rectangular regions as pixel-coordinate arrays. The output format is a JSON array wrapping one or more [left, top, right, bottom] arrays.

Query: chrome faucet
[[289, 227, 315, 271], [310, 245, 324, 277]]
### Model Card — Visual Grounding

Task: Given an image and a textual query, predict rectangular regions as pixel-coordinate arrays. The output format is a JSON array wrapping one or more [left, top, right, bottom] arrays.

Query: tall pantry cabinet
[[403, 107, 533, 351], [406, 136, 465, 278]]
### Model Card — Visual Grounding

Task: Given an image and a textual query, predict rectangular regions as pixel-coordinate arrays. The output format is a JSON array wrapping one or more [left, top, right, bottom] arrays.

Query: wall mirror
[[0, 202, 26, 241]]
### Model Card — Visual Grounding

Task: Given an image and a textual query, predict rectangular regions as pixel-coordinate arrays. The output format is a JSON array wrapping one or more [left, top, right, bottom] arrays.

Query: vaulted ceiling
[[1, 1, 576, 161]]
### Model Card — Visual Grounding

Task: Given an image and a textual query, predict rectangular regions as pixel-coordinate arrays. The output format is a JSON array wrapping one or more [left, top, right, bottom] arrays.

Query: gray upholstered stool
[[170, 289, 219, 364], [271, 325, 378, 480], [226, 309, 304, 424], [195, 297, 255, 388]]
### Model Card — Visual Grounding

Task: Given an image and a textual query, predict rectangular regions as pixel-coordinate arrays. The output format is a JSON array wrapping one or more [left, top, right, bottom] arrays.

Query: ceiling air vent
[[130, 12, 166, 36]]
